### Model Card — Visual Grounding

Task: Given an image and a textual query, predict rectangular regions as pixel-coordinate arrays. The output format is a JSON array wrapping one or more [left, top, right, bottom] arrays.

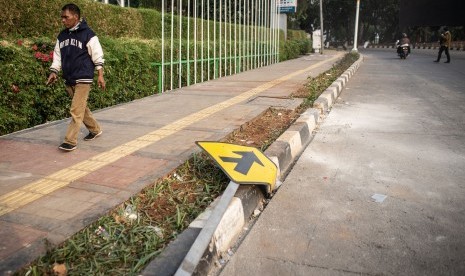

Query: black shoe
[[84, 130, 102, 141], [445, 61, 450, 63], [59, 143, 76, 151]]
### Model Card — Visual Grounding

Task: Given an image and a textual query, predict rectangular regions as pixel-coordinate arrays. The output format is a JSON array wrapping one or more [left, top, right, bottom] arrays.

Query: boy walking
[[47, 3, 105, 151]]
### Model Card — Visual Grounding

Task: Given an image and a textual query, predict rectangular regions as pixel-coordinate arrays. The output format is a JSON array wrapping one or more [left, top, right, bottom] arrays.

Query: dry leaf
[[113, 214, 127, 224], [52, 263, 67, 276]]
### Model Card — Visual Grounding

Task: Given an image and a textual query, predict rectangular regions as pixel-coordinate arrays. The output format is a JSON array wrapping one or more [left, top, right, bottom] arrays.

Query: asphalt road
[[220, 49, 465, 276]]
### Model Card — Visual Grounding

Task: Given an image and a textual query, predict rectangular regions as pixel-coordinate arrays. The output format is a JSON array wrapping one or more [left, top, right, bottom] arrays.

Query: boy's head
[[61, 3, 81, 29]]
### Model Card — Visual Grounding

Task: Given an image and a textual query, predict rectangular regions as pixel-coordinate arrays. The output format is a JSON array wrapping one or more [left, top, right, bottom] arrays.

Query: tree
[[293, 0, 400, 44], [358, 0, 400, 43]]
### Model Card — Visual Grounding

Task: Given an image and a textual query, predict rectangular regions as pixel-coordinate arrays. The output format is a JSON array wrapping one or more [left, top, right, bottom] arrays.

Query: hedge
[[0, 0, 301, 41], [0, 0, 310, 136]]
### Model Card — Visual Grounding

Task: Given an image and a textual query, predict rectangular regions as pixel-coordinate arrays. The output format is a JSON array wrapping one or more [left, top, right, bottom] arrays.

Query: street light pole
[[319, 0, 324, 54], [352, 0, 360, 52]]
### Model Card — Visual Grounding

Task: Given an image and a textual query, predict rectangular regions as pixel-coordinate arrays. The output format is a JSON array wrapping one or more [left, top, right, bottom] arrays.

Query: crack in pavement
[[263, 256, 381, 276]]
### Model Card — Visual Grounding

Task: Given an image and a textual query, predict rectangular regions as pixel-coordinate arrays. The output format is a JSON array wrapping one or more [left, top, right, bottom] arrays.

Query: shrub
[[0, 0, 310, 135], [0, 40, 66, 135]]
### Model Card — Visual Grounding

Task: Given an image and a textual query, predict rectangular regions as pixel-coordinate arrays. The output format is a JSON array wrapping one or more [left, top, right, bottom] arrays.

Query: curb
[[141, 185, 265, 276], [141, 54, 364, 276], [365, 44, 465, 51]]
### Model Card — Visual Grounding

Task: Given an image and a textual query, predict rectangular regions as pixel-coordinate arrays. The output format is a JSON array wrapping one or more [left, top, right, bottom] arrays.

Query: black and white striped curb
[[141, 54, 364, 276], [267, 54, 363, 181], [366, 44, 465, 51]]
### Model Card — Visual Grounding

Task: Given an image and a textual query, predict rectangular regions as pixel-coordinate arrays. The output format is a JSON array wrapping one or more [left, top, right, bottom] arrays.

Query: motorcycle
[[396, 40, 409, 59]]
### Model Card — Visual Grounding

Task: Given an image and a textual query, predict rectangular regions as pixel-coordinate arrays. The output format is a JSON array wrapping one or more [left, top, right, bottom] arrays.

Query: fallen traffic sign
[[196, 141, 277, 191], [175, 142, 278, 276]]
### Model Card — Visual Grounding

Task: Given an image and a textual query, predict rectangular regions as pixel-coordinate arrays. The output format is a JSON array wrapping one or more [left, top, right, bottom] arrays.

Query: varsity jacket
[[50, 20, 104, 85]]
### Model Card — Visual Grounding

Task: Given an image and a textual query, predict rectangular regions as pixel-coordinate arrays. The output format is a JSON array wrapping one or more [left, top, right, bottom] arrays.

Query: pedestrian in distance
[[47, 3, 105, 152], [434, 27, 451, 63]]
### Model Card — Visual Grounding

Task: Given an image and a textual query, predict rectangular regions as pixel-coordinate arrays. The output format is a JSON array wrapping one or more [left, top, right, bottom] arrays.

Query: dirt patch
[[293, 85, 312, 98], [224, 108, 299, 151]]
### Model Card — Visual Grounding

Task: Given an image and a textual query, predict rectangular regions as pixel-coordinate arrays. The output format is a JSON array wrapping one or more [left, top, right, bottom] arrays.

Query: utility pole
[[319, 0, 324, 54], [352, 0, 360, 52]]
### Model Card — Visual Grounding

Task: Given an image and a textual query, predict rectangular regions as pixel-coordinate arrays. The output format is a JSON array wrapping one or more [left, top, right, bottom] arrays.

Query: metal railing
[[158, 0, 281, 93], [152, 52, 276, 93]]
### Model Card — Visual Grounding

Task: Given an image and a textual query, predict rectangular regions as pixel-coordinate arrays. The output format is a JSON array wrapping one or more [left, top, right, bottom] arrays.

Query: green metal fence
[[156, 0, 281, 93]]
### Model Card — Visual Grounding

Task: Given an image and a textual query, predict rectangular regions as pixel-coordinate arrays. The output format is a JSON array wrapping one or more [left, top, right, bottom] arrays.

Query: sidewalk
[[220, 49, 465, 275], [0, 51, 344, 274]]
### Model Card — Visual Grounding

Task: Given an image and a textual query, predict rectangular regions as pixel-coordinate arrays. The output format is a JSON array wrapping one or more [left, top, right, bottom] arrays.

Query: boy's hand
[[97, 69, 106, 91], [46, 72, 57, 85]]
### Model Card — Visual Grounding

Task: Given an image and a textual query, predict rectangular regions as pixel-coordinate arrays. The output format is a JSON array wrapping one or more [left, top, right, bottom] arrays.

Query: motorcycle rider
[[397, 33, 411, 55]]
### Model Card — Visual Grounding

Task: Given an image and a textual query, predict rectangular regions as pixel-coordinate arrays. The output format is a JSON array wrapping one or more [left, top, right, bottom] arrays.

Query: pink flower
[[33, 51, 52, 63], [32, 45, 38, 51], [17, 40, 23, 46], [11, 85, 20, 93]]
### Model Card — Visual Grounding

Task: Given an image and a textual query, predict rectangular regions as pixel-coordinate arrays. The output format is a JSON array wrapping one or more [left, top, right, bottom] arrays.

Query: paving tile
[[107, 154, 168, 171], [0, 237, 47, 275], [0, 140, 96, 176], [188, 105, 265, 132], [78, 165, 150, 190], [0, 220, 47, 260], [49, 187, 110, 204], [137, 129, 220, 159], [95, 93, 228, 126], [0, 173, 41, 195], [68, 181, 121, 195], [1, 211, 67, 233], [78, 155, 168, 190], [14, 194, 96, 221]]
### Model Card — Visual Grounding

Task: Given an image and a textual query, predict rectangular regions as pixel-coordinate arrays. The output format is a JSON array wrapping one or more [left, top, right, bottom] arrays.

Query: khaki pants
[[64, 84, 101, 146]]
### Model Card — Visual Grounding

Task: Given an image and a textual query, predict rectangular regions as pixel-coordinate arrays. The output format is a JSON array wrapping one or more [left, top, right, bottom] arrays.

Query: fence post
[[158, 64, 163, 93]]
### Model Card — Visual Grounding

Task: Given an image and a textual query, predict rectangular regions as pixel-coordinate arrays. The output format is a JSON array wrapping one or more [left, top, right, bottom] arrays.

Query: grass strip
[[294, 51, 360, 110]]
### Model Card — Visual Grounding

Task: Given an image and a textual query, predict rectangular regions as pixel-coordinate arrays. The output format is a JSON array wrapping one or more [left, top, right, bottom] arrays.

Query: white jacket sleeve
[[49, 39, 61, 74], [87, 36, 105, 71]]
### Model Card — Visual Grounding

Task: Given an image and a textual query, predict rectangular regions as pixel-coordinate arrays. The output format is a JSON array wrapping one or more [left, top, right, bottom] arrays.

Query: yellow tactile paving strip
[[0, 54, 342, 216]]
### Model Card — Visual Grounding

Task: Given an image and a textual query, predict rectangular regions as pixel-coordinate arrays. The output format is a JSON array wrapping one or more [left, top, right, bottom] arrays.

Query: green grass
[[296, 51, 360, 110]]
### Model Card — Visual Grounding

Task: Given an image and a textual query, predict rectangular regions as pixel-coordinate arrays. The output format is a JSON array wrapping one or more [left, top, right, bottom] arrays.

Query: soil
[[224, 107, 299, 150], [292, 86, 312, 98]]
